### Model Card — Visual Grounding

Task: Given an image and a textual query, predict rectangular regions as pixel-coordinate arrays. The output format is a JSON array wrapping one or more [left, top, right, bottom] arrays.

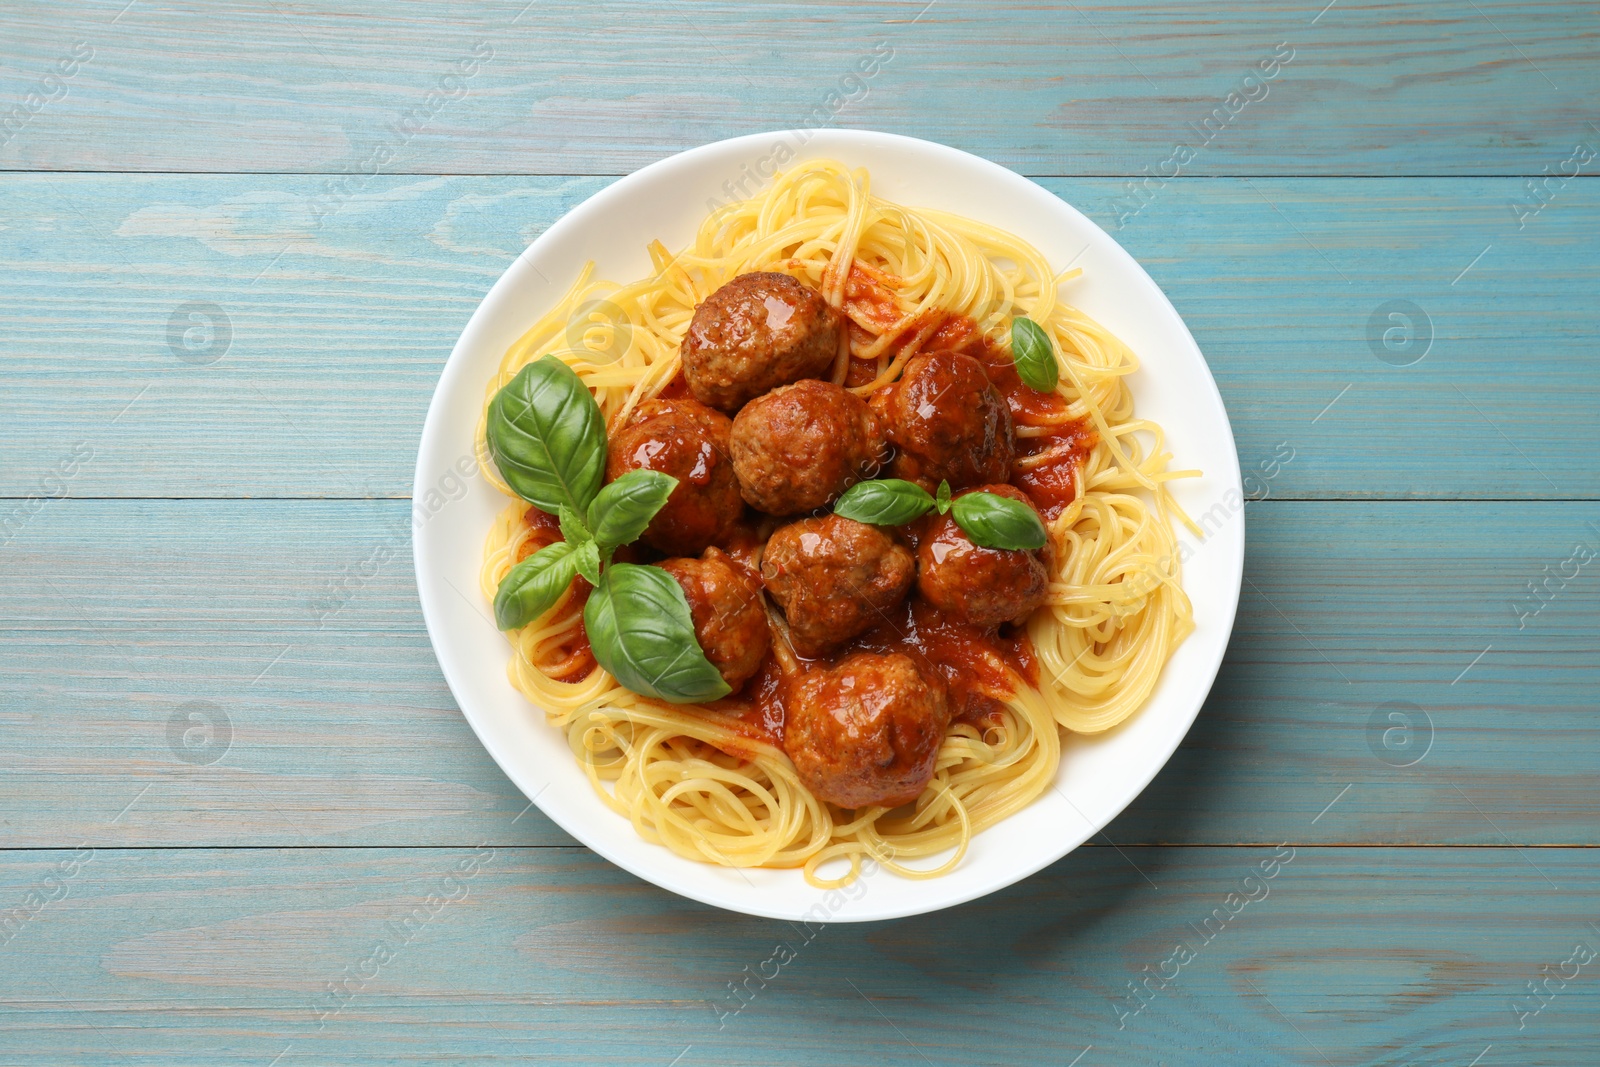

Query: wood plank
[[0, 845, 1593, 1064], [1, 174, 1596, 499], [1, 2, 1596, 174], [2, 498, 1595, 848]]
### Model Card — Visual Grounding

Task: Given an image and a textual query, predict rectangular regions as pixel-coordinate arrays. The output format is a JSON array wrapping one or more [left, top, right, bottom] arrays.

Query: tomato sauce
[[843, 262, 904, 330], [542, 630, 596, 683], [656, 369, 692, 400], [515, 506, 596, 681], [517, 505, 564, 558], [1012, 421, 1095, 520], [707, 654, 788, 750], [853, 597, 1036, 727], [910, 315, 1098, 521], [889, 314, 1097, 520], [511, 299, 1084, 742], [710, 596, 1036, 751]]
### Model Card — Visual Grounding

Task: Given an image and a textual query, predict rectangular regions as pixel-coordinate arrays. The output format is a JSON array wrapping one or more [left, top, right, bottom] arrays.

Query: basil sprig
[[1010, 316, 1059, 393], [492, 468, 681, 627], [584, 564, 732, 704], [833, 478, 1048, 551], [486, 355, 607, 515], [485, 356, 726, 702]]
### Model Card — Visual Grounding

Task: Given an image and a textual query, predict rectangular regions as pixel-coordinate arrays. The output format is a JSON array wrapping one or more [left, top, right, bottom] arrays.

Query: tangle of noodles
[[476, 160, 1197, 887]]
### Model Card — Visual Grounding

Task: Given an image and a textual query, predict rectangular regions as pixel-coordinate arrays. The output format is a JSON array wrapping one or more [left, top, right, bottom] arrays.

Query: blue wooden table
[[3, 2, 1597, 1063]]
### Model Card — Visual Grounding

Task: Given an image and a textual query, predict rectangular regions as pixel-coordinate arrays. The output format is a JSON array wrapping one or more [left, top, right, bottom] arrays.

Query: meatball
[[607, 397, 742, 556], [762, 514, 914, 658], [680, 271, 843, 412], [871, 350, 1015, 490], [656, 548, 769, 691], [917, 484, 1053, 629], [730, 379, 887, 515], [783, 651, 951, 809]]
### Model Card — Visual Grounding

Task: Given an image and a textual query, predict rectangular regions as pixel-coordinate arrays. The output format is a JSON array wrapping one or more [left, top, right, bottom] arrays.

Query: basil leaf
[[584, 563, 731, 704], [558, 504, 592, 548], [572, 539, 602, 586], [486, 355, 607, 515], [935, 479, 952, 515], [587, 469, 678, 550], [493, 541, 580, 630], [832, 478, 935, 526], [951, 491, 1049, 551], [1011, 316, 1059, 393]]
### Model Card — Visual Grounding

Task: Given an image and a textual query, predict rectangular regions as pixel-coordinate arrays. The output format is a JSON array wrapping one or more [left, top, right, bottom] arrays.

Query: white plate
[[414, 130, 1244, 922]]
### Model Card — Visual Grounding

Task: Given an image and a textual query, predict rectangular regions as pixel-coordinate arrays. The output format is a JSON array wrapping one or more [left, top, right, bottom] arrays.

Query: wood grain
[[4, 5, 1599, 1062], [2, 498, 1594, 848], [0, 1, 1596, 175], [1, 175, 1596, 499], [0, 846, 1593, 1065]]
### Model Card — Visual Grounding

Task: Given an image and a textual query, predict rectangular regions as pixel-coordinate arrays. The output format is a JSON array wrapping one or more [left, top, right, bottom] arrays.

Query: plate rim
[[413, 128, 1245, 921]]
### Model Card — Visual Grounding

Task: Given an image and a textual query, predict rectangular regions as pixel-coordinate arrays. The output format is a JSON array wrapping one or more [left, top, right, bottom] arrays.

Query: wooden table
[[3, 2, 1596, 1063]]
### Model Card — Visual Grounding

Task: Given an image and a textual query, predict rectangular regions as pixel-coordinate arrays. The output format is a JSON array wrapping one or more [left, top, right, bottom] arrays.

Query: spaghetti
[[476, 159, 1196, 886]]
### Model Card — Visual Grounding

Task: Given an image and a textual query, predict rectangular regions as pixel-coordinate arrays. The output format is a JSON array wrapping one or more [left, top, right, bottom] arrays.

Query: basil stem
[[587, 469, 678, 551], [1010, 316, 1059, 393], [493, 541, 581, 631], [951, 491, 1049, 551], [486, 355, 607, 516], [832, 478, 935, 526], [584, 564, 731, 704]]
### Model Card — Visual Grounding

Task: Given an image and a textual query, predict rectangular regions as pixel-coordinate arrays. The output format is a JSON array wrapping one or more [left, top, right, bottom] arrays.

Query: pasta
[[476, 159, 1195, 886]]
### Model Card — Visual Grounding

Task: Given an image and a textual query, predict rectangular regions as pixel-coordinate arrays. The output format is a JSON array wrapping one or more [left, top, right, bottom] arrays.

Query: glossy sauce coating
[[680, 271, 843, 412], [525, 296, 1092, 814], [715, 592, 1037, 754], [870, 350, 1015, 490], [729, 379, 887, 515], [782, 650, 951, 809], [916, 484, 1054, 629], [1012, 421, 1096, 520], [852, 596, 1038, 727], [761, 513, 915, 658], [960, 325, 1098, 521], [606, 397, 743, 557], [656, 548, 769, 690]]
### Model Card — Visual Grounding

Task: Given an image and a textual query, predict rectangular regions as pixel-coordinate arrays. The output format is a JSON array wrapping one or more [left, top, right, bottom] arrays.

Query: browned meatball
[[656, 548, 769, 691], [763, 514, 914, 658], [783, 652, 951, 808], [917, 484, 1053, 629], [607, 397, 742, 556], [871, 350, 1015, 490], [680, 272, 843, 412], [730, 379, 887, 516]]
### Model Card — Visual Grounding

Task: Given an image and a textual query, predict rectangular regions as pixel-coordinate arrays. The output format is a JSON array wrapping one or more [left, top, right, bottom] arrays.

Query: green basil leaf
[[486, 355, 607, 515], [558, 503, 592, 549], [1011, 316, 1059, 393], [935, 479, 952, 515], [587, 469, 678, 550], [572, 539, 602, 586], [951, 491, 1049, 551], [584, 563, 731, 704], [493, 541, 580, 631], [832, 478, 935, 526]]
